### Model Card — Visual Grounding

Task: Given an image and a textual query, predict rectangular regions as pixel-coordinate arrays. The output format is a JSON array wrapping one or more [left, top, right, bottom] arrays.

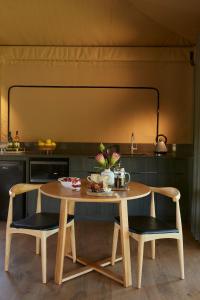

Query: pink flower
[[110, 152, 120, 166], [95, 153, 106, 167]]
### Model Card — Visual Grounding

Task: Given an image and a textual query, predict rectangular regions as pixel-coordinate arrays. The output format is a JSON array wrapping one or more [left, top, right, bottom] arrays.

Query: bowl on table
[[58, 177, 81, 191]]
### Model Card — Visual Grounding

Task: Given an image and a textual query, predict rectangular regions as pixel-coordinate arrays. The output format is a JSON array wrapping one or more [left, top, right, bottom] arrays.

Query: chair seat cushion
[[11, 213, 74, 230], [115, 216, 179, 234]]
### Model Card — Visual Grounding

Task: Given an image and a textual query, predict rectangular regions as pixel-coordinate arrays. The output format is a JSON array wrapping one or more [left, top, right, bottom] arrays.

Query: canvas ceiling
[[0, 0, 196, 143], [0, 0, 199, 47]]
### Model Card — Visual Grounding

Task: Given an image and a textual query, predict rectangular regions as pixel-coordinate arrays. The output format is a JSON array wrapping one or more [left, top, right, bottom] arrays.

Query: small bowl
[[58, 177, 81, 191]]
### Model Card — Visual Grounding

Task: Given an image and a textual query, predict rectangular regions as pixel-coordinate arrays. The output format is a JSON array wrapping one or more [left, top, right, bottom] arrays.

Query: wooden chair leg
[[111, 223, 120, 266], [151, 240, 155, 259], [177, 237, 185, 279], [70, 221, 76, 263], [137, 239, 144, 289], [5, 231, 12, 271], [41, 235, 47, 284], [36, 237, 40, 255]]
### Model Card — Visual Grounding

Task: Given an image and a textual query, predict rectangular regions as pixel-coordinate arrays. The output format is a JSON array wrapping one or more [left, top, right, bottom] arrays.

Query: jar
[[114, 167, 130, 188]]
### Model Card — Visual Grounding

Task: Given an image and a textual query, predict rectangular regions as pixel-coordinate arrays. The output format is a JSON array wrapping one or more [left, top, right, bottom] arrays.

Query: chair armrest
[[149, 187, 180, 202], [9, 183, 42, 197]]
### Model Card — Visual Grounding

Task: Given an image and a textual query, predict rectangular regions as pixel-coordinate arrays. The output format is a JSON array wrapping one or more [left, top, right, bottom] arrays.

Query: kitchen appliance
[[0, 161, 25, 220], [155, 134, 168, 154], [29, 158, 69, 183], [27, 158, 69, 216]]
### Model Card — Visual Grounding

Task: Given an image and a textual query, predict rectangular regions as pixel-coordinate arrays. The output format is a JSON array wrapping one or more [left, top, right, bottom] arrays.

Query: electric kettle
[[155, 134, 168, 154]]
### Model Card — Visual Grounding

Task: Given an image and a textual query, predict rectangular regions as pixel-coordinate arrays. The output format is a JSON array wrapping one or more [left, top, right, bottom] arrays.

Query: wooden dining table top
[[40, 180, 151, 202]]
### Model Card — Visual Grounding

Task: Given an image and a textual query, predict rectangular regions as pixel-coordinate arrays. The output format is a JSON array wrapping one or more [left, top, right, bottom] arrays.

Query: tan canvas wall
[[0, 46, 194, 144], [0, 0, 199, 46], [9, 87, 157, 143]]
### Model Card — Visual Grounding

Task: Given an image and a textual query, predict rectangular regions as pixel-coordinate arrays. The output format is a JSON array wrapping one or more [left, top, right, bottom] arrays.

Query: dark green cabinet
[[0, 161, 25, 220], [25, 154, 192, 222], [26, 190, 60, 216], [120, 156, 191, 222], [69, 155, 192, 222], [70, 156, 116, 219]]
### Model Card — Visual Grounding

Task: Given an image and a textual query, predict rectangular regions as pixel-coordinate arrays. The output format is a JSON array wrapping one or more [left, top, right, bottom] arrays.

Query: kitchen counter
[[0, 150, 193, 160], [0, 142, 192, 159]]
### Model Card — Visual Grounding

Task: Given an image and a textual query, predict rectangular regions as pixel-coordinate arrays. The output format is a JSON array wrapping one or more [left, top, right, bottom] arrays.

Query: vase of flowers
[[95, 143, 120, 186], [100, 168, 115, 186]]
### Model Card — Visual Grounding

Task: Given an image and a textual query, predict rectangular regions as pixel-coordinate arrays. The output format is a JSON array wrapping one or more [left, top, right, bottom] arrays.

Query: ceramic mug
[[87, 174, 111, 192], [87, 173, 101, 183]]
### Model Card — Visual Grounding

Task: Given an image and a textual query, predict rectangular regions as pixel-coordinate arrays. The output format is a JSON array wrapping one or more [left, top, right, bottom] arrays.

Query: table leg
[[55, 198, 68, 284], [65, 200, 75, 255], [65, 227, 72, 256], [119, 199, 132, 287]]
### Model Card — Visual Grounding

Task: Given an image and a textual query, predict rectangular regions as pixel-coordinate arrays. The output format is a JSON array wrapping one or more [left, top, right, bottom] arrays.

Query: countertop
[[0, 142, 193, 159], [0, 150, 193, 160]]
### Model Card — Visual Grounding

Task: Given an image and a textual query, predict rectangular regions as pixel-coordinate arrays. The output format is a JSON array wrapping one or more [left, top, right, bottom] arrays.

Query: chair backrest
[[149, 186, 182, 234], [7, 183, 75, 227], [9, 183, 42, 197], [7, 183, 42, 228]]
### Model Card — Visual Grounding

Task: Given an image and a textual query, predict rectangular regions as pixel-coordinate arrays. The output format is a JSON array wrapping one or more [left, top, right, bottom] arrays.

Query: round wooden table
[[40, 180, 150, 287]]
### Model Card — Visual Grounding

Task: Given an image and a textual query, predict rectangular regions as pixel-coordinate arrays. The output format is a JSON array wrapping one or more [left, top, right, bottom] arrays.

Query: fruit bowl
[[38, 139, 56, 153], [58, 177, 81, 191], [38, 145, 56, 151]]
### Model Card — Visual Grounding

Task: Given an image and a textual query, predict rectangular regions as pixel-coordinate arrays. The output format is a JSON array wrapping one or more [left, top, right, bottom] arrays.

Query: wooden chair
[[4, 183, 76, 283], [111, 187, 184, 288]]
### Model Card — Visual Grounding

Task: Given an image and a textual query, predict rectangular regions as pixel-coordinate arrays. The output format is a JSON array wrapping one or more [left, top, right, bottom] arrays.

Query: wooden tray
[[86, 190, 115, 197]]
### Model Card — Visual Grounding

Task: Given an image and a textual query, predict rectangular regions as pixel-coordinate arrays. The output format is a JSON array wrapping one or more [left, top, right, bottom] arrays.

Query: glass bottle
[[14, 131, 20, 142], [8, 131, 13, 145], [14, 130, 20, 149], [130, 132, 137, 154]]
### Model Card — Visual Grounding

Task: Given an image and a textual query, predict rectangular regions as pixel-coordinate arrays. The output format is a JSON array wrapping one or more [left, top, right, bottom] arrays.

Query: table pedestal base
[[62, 255, 123, 285]]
